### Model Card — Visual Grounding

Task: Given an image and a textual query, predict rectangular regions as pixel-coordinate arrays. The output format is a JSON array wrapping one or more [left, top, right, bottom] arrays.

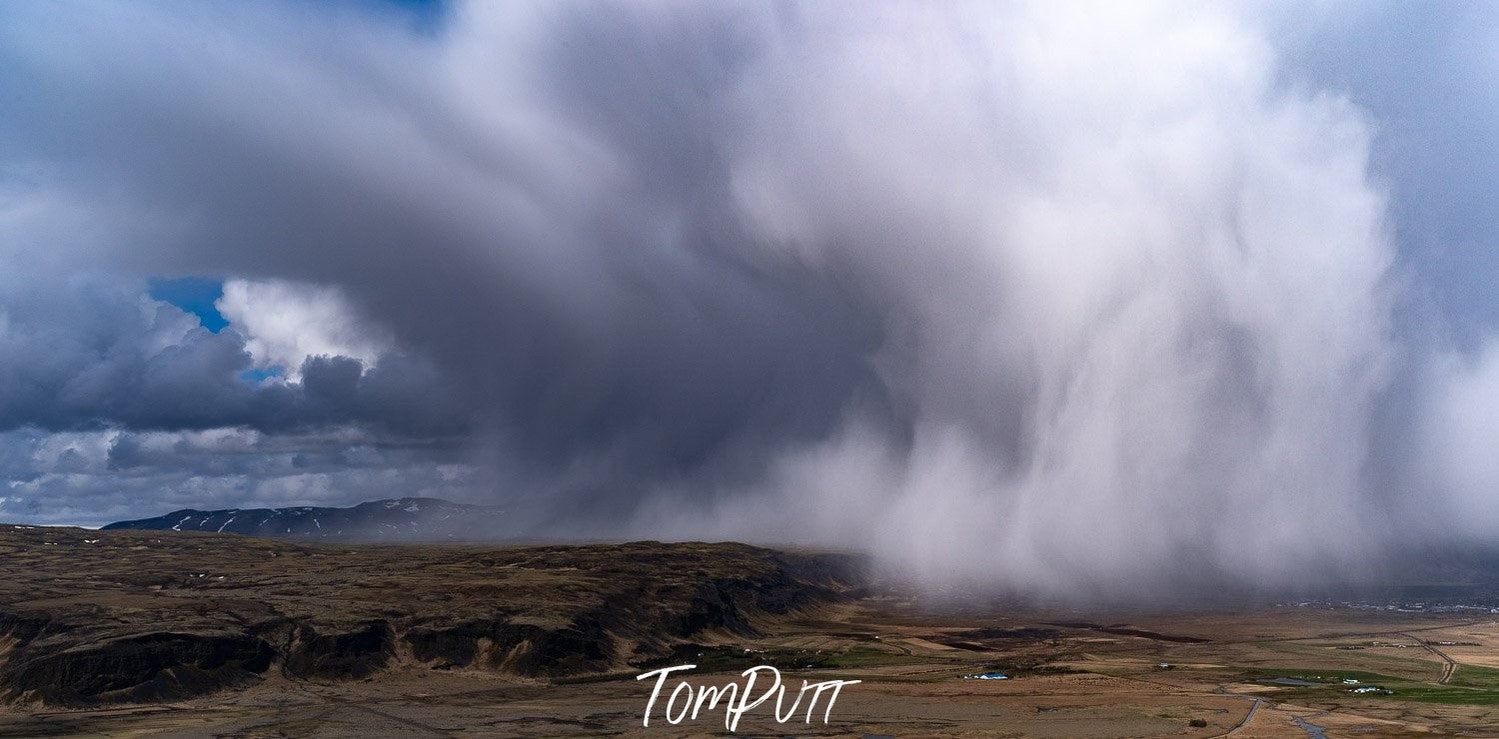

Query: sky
[[2, 0, 1497, 599]]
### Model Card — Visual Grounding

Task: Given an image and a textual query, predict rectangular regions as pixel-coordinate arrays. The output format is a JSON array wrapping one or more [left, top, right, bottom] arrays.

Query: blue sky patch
[[239, 366, 284, 384], [149, 277, 229, 333]]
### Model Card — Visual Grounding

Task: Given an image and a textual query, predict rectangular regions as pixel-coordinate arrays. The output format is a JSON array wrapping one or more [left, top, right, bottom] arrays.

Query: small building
[[964, 672, 1009, 680]]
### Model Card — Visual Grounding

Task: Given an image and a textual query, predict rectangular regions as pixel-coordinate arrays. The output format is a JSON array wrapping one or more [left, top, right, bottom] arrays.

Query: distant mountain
[[100, 497, 509, 540]]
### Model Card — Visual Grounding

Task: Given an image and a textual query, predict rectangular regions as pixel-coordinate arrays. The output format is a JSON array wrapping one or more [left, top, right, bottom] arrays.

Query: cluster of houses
[[1342, 678, 1392, 695]]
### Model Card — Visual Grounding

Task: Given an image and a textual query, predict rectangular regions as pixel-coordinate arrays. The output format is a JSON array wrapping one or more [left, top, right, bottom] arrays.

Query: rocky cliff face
[[0, 525, 864, 706]]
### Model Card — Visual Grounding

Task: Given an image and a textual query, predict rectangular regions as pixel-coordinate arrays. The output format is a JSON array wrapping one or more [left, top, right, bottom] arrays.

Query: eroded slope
[[0, 525, 863, 706]]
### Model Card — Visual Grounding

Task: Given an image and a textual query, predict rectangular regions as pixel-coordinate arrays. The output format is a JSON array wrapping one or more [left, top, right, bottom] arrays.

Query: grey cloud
[[0, 276, 466, 438], [0, 426, 481, 527], [0, 0, 884, 490], [1, 1, 1497, 599]]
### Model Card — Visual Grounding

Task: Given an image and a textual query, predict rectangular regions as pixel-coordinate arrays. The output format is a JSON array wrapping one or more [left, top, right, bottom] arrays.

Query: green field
[[1245, 666, 1499, 706]]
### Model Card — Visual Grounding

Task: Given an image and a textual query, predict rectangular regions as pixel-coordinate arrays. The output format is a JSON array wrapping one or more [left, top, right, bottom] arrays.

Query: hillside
[[0, 524, 864, 706]]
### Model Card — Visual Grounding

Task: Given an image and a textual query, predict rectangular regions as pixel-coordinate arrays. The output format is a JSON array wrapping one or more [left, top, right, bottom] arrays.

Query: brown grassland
[[2, 525, 1498, 736]]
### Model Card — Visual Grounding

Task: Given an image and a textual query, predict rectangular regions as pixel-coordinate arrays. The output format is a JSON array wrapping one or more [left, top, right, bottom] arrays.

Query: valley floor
[[6, 602, 1499, 736], [4, 526, 1499, 736]]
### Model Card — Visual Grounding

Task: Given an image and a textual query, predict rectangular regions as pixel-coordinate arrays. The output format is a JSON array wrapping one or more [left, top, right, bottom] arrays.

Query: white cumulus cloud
[[217, 278, 390, 381]]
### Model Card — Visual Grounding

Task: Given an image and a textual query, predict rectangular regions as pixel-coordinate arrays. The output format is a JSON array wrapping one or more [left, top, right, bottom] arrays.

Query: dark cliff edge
[[0, 525, 867, 707]]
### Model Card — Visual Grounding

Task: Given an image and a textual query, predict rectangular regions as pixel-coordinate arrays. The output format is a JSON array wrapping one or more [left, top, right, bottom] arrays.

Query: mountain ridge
[[100, 497, 507, 540]]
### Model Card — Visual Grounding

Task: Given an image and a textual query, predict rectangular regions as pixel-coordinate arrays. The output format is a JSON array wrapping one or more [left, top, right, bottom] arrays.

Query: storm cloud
[[2, 1, 1497, 598]]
